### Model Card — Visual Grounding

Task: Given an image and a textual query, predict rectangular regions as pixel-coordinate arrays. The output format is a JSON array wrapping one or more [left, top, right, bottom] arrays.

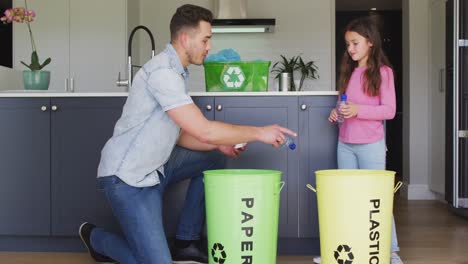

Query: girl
[[325, 17, 402, 264]]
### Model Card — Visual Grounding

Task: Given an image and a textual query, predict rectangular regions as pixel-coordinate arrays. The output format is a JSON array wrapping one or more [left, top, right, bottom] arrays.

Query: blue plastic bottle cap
[[289, 143, 296, 150], [340, 93, 347, 101]]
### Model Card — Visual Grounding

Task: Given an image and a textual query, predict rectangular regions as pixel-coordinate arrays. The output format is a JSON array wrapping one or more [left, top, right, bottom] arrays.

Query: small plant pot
[[23, 70, 50, 90], [279, 72, 291, 92]]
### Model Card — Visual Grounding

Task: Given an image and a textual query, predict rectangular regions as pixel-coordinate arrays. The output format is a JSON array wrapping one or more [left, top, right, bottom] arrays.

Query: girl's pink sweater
[[339, 65, 396, 144]]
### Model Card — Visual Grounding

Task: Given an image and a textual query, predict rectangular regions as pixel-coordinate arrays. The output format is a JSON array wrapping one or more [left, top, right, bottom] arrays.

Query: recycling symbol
[[334, 244, 354, 264], [211, 243, 227, 263], [221, 66, 245, 89]]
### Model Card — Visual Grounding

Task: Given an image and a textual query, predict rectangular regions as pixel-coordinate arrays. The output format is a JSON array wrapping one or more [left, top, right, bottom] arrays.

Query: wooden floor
[[1, 198, 467, 264]]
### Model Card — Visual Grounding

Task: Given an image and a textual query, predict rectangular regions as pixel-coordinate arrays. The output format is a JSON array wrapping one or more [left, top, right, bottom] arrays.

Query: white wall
[[127, 0, 141, 67], [0, 66, 22, 91], [402, 0, 437, 200], [138, 0, 334, 92]]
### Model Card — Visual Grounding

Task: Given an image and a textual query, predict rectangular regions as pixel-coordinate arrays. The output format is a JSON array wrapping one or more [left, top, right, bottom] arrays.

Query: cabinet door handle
[[40, 105, 48, 112], [300, 104, 307, 111], [206, 104, 212, 111], [216, 104, 223, 111], [51, 105, 58, 111], [439, 68, 445, 92], [70, 78, 75, 92]]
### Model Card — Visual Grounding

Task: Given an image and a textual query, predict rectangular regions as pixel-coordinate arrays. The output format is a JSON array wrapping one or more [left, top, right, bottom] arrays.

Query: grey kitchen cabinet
[[51, 98, 125, 236], [192, 96, 300, 238], [0, 98, 51, 236], [0, 97, 125, 237], [193, 96, 215, 120], [298, 96, 338, 238], [0, 95, 336, 253]]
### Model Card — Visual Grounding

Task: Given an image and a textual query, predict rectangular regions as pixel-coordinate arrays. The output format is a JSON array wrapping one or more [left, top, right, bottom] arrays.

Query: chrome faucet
[[116, 25, 156, 90]]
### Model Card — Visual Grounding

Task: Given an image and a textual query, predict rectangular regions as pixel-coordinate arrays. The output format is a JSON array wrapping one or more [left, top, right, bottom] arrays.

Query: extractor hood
[[212, 19, 275, 33], [212, 0, 275, 33]]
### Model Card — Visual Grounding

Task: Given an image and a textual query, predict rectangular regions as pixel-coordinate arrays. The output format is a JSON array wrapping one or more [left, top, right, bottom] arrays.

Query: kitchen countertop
[[0, 90, 338, 97]]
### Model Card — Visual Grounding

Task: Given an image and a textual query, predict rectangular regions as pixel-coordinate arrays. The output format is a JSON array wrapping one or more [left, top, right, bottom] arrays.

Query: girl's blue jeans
[[90, 146, 225, 264], [337, 138, 400, 252]]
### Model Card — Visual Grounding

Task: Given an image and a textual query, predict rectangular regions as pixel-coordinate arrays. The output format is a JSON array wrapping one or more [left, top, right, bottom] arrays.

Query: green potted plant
[[271, 55, 298, 91], [271, 55, 319, 91], [295, 56, 319, 91], [1, 1, 52, 90]]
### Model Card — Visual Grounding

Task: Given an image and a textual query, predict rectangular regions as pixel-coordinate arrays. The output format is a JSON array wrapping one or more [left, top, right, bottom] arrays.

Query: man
[[79, 4, 296, 264]]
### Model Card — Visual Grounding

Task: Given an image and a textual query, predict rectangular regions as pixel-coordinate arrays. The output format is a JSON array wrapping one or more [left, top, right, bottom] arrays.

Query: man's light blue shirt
[[97, 44, 193, 187]]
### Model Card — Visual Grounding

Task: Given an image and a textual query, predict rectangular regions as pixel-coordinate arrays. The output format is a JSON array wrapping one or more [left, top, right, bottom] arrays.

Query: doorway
[[0, 0, 12, 68], [335, 7, 403, 182]]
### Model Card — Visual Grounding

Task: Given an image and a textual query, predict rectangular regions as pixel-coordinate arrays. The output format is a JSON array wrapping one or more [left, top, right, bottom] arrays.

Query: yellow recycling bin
[[307, 169, 402, 264]]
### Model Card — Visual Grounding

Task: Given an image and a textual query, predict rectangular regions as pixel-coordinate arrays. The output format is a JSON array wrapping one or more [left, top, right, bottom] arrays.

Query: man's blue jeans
[[90, 146, 225, 264], [337, 139, 400, 253]]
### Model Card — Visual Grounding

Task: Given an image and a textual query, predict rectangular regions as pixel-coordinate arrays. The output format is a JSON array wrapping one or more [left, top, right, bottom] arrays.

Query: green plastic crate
[[203, 61, 271, 92]]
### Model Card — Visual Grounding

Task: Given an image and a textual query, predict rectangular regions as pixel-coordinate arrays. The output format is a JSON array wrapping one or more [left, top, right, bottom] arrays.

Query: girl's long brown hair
[[338, 17, 392, 97]]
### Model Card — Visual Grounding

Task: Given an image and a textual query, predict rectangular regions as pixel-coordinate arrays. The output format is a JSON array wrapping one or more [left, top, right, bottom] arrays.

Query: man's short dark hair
[[170, 4, 213, 41]]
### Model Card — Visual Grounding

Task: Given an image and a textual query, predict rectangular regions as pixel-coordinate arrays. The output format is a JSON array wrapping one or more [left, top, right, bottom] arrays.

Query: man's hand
[[258, 125, 297, 148], [218, 144, 246, 158]]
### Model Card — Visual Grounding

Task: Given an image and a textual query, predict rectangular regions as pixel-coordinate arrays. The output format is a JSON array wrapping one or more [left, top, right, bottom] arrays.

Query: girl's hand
[[340, 103, 358, 118], [328, 108, 338, 123]]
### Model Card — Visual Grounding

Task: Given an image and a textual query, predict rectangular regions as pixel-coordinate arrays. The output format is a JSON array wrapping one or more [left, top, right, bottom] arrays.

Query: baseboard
[[0, 236, 319, 254], [400, 183, 439, 200]]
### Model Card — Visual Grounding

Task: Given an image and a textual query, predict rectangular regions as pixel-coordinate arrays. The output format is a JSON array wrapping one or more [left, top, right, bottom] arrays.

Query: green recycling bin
[[204, 61, 271, 92], [203, 169, 284, 264]]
